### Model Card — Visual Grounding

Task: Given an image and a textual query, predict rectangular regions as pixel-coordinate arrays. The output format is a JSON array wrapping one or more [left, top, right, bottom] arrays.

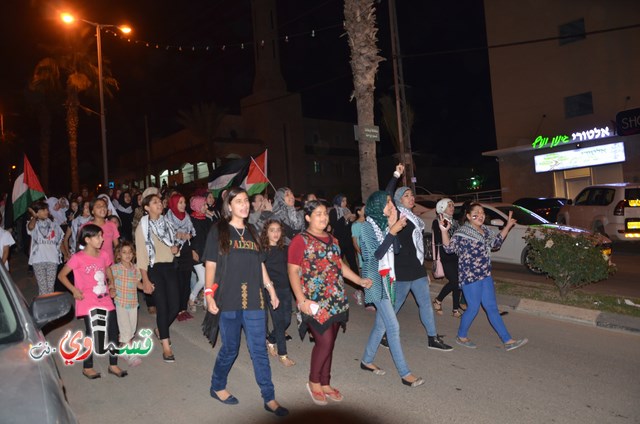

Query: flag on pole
[[12, 155, 45, 221], [207, 158, 250, 197], [241, 150, 270, 196]]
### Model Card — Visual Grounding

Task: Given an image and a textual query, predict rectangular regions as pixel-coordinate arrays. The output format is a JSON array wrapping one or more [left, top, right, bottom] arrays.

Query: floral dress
[[296, 232, 349, 336]]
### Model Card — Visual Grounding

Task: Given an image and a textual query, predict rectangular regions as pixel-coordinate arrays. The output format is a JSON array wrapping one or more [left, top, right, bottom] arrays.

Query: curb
[[430, 281, 640, 335]]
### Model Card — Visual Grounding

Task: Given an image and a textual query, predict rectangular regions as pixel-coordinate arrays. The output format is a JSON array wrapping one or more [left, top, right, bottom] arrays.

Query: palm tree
[[176, 102, 227, 176], [30, 27, 118, 193], [344, 0, 385, 200]]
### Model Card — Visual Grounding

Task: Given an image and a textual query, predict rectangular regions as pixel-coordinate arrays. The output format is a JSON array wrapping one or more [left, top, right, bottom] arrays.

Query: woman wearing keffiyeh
[[135, 193, 181, 362], [271, 187, 304, 244], [166, 193, 197, 321], [358, 191, 425, 387]]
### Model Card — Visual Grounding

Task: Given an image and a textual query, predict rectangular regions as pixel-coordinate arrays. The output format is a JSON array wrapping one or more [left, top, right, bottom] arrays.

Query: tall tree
[[344, 0, 385, 200], [176, 102, 227, 176], [30, 27, 118, 193]]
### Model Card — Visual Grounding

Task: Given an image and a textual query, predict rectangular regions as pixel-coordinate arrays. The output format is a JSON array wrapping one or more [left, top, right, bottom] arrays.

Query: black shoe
[[285, 333, 292, 341], [401, 376, 425, 387], [380, 335, 389, 349], [163, 353, 176, 362], [428, 335, 453, 351], [210, 390, 239, 405], [108, 367, 128, 378], [264, 403, 289, 417]]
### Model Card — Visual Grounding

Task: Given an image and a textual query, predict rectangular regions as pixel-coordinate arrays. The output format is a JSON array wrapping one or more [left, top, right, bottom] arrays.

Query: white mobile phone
[[309, 303, 320, 315]]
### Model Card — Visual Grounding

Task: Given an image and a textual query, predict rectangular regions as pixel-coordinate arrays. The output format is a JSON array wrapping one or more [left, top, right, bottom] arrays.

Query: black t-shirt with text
[[202, 224, 265, 311]]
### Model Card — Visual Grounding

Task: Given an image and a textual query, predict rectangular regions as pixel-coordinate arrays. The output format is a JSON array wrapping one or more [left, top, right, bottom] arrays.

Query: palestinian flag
[[241, 150, 269, 196], [207, 158, 250, 197], [12, 155, 45, 221]]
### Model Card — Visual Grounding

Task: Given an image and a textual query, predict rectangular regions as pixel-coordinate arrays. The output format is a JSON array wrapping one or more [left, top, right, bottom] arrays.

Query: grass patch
[[494, 280, 640, 318]]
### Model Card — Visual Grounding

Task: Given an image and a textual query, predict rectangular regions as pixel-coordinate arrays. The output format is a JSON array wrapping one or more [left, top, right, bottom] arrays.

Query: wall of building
[[484, 0, 640, 200]]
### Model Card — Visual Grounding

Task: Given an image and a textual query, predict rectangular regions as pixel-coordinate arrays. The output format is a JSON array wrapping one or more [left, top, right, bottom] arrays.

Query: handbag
[[431, 235, 445, 279]]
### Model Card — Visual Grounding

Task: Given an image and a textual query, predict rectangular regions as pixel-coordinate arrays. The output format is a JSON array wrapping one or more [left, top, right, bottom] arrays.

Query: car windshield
[[496, 205, 550, 225], [0, 268, 23, 345]]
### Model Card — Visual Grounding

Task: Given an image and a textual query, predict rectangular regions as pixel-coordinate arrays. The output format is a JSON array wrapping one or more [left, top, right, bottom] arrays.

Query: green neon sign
[[532, 134, 570, 149]]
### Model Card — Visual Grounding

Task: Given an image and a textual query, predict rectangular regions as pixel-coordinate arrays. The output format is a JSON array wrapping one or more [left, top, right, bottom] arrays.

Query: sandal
[[306, 382, 328, 406], [452, 309, 462, 318], [279, 355, 296, 367], [432, 299, 443, 315], [82, 369, 101, 380], [323, 387, 344, 402], [266, 342, 277, 357]]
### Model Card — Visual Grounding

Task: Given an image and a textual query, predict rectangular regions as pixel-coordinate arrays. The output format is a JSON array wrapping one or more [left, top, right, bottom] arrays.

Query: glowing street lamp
[[61, 12, 132, 187]]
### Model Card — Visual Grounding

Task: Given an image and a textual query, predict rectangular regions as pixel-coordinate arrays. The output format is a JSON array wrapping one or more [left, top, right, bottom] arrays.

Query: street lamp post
[[61, 13, 130, 187]]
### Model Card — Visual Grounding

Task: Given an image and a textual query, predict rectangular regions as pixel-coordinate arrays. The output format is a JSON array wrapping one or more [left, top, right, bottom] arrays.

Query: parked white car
[[556, 183, 640, 242], [418, 202, 612, 273]]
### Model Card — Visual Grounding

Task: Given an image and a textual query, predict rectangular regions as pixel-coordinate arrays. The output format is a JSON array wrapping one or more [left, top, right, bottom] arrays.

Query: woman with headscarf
[[187, 195, 211, 313], [271, 187, 304, 245], [385, 165, 452, 351], [165, 192, 196, 321], [329, 194, 358, 271], [359, 191, 424, 387], [116, 191, 135, 242], [432, 198, 464, 317]]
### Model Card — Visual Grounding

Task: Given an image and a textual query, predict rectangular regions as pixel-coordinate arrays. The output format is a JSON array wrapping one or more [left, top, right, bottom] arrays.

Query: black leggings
[[435, 260, 462, 310], [148, 262, 180, 339], [266, 288, 293, 355], [82, 310, 118, 369]]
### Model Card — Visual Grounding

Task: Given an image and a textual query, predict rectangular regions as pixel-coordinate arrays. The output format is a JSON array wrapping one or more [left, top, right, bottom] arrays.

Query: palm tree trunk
[[344, 0, 385, 200], [66, 88, 80, 193]]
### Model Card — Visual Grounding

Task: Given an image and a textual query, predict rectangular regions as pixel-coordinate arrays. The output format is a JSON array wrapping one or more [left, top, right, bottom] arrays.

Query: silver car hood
[[0, 340, 76, 424]]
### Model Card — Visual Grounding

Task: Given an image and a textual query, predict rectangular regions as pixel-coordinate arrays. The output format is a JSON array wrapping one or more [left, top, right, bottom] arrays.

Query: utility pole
[[388, 0, 415, 192]]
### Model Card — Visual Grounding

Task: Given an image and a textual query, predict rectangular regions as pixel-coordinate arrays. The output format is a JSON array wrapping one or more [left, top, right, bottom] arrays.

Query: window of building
[[182, 163, 195, 184], [558, 18, 585, 45], [196, 162, 210, 179], [313, 160, 321, 174], [564, 92, 593, 118]]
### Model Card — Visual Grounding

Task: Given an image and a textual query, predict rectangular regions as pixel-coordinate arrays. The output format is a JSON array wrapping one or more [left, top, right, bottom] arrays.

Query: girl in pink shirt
[[87, 198, 120, 265], [58, 224, 128, 379]]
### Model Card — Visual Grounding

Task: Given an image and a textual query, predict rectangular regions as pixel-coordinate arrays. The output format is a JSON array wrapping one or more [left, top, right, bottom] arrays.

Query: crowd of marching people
[[0, 163, 527, 417]]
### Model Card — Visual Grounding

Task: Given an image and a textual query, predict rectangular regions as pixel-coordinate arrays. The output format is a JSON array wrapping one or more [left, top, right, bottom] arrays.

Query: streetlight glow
[[60, 13, 75, 24], [58, 13, 132, 187]]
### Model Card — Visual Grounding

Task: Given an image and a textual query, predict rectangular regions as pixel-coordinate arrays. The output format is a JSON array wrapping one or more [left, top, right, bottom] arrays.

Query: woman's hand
[[192, 251, 199, 262], [298, 299, 318, 316], [389, 216, 407, 235], [142, 279, 155, 294], [505, 211, 517, 230], [395, 164, 405, 176], [109, 286, 116, 298], [170, 245, 179, 255], [207, 298, 219, 314], [72, 288, 84, 300], [359, 277, 373, 289], [438, 218, 450, 232], [270, 293, 280, 310]]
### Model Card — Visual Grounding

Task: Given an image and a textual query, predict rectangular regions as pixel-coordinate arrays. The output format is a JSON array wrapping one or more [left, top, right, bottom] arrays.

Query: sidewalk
[[8, 250, 640, 335]]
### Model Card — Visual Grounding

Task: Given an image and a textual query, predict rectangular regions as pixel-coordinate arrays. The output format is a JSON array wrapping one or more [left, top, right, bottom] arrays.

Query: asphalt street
[[9, 250, 639, 424]]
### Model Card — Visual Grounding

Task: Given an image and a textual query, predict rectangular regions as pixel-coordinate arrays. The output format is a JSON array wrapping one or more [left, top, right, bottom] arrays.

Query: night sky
[[0, 0, 496, 194]]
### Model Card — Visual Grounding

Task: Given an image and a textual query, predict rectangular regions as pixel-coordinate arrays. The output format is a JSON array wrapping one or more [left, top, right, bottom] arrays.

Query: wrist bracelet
[[297, 299, 307, 310], [393, 171, 401, 178], [264, 282, 273, 289], [204, 283, 219, 297]]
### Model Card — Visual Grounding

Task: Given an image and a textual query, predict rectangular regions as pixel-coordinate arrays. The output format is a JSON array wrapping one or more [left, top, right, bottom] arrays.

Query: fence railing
[[450, 189, 503, 203]]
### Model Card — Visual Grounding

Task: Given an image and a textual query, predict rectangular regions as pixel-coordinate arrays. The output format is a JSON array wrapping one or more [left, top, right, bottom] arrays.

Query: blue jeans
[[211, 310, 275, 403], [394, 276, 437, 337], [362, 298, 411, 378], [458, 276, 511, 343]]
